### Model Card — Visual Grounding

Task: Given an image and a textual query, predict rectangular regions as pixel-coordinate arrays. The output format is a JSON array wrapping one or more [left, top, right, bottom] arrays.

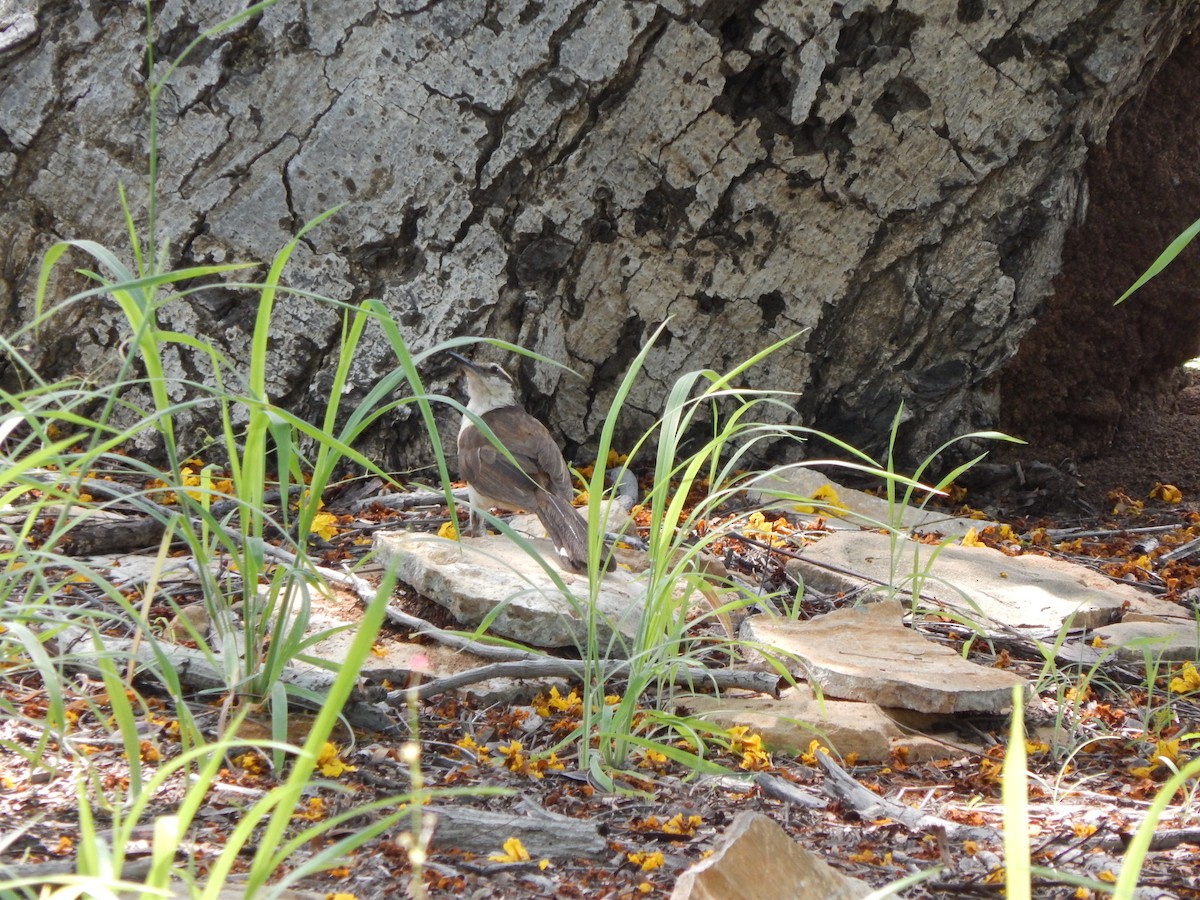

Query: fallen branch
[[1159, 536, 1200, 562], [380, 603, 540, 662], [424, 802, 607, 859], [754, 772, 827, 809], [328, 551, 783, 700], [350, 488, 469, 513], [816, 750, 997, 842], [405, 657, 782, 701], [48, 621, 402, 736], [1093, 826, 1200, 852], [1039, 523, 1183, 541], [364, 573, 781, 698], [0, 856, 157, 886]]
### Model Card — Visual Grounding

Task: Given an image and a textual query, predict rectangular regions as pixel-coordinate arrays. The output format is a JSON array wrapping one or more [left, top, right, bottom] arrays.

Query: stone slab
[[683, 687, 971, 764], [1093, 621, 1200, 662], [744, 600, 1026, 714], [671, 811, 871, 900], [1121, 601, 1200, 623], [374, 530, 647, 650], [790, 529, 1129, 632], [751, 466, 991, 537]]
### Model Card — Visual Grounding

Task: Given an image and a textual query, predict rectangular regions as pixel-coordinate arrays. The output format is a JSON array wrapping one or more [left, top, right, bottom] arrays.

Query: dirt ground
[[990, 369, 1200, 521], [4, 403, 1200, 897], [1074, 373, 1200, 502]]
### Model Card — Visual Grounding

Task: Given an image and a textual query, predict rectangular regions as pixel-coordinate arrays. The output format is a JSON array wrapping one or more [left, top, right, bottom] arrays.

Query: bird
[[447, 351, 611, 573]]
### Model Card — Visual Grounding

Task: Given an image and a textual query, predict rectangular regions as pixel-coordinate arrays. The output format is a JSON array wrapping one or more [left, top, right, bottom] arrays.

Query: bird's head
[[447, 352, 519, 413]]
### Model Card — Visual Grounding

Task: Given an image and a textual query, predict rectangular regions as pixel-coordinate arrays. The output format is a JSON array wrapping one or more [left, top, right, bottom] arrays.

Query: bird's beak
[[446, 351, 480, 374]]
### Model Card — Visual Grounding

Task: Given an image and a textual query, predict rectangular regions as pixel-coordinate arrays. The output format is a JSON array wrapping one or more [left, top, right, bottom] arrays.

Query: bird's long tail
[[536, 491, 614, 573]]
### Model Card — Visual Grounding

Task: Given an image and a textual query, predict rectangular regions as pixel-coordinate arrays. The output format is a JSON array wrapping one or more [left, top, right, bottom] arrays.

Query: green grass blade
[[1002, 685, 1031, 900], [1113, 754, 1200, 898], [1116, 216, 1200, 304]]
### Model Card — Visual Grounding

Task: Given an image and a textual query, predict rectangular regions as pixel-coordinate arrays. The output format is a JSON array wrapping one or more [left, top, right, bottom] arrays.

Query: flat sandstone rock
[[744, 600, 1026, 714], [374, 530, 646, 649], [789, 530, 1129, 632], [752, 466, 991, 537], [1093, 621, 1200, 661], [682, 687, 971, 763], [671, 811, 870, 900]]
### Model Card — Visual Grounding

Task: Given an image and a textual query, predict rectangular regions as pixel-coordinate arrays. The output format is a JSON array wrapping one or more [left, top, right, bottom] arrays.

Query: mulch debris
[[3, 466, 1200, 898]]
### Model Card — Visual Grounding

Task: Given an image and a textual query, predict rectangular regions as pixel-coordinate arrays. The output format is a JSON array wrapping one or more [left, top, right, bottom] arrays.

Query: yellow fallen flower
[[490, 836, 531, 863]]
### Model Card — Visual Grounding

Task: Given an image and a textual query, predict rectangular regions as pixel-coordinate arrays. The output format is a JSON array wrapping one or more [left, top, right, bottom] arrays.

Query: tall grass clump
[[2, 230, 497, 893], [0, 2, 507, 895], [462, 321, 1009, 780], [7, 0, 466, 731]]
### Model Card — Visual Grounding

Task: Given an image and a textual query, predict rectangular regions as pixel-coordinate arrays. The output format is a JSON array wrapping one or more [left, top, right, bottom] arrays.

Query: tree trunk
[[2, 1, 1197, 471]]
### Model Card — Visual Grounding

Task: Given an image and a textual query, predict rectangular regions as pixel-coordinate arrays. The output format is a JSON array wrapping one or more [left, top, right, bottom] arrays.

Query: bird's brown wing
[[459, 405, 573, 504], [481, 406, 573, 498], [459, 405, 611, 573]]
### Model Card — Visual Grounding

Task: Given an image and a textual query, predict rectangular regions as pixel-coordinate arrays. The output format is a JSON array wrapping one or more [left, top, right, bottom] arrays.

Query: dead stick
[[406, 657, 781, 701], [350, 488, 470, 513], [333, 557, 783, 698], [816, 750, 997, 842], [754, 772, 826, 809]]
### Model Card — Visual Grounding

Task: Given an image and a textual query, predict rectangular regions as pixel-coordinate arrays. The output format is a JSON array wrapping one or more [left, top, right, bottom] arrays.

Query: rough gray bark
[[2, 1, 1197, 471]]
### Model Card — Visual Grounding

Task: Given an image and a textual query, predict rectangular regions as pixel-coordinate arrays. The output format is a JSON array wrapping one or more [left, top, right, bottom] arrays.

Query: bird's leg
[[465, 488, 488, 537]]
